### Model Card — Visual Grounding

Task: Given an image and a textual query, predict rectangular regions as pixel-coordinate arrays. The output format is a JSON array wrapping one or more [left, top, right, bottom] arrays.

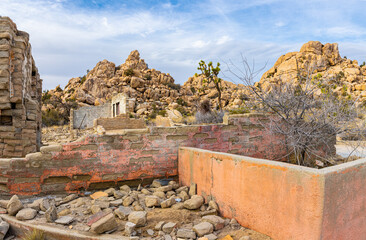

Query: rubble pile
[[0, 180, 270, 240]]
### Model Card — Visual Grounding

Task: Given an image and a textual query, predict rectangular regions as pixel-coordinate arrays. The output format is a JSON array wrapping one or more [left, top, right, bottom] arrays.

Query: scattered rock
[[0, 218, 9, 240], [58, 208, 71, 216], [113, 190, 126, 199], [128, 211, 147, 227], [162, 222, 177, 233], [40, 198, 55, 211], [45, 205, 57, 222], [153, 191, 166, 199], [91, 205, 102, 214], [15, 208, 37, 221], [155, 221, 165, 230], [178, 191, 189, 201], [150, 179, 162, 188], [28, 199, 42, 211], [125, 221, 136, 235], [61, 194, 78, 204], [161, 197, 176, 208], [90, 192, 108, 200], [114, 206, 132, 220], [120, 185, 131, 193], [146, 229, 154, 236], [202, 215, 225, 230], [87, 212, 108, 226], [193, 222, 214, 237], [104, 188, 116, 196], [201, 209, 217, 217], [145, 196, 161, 208], [110, 199, 123, 207], [55, 216, 74, 225], [189, 183, 197, 196], [123, 196, 134, 206], [184, 195, 204, 210], [204, 233, 218, 240], [7, 195, 23, 216], [0, 201, 8, 209], [177, 228, 197, 239], [208, 200, 219, 211], [90, 213, 118, 234], [176, 186, 189, 194]]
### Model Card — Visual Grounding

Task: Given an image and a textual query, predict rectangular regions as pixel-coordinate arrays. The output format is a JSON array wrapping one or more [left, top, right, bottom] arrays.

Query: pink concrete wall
[[0, 114, 287, 196], [321, 160, 366, 239], [178, 147, 366, 240]]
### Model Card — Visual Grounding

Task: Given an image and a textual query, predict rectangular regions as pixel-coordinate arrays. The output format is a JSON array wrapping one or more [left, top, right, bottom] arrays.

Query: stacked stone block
[[0, 17, 42, 158]]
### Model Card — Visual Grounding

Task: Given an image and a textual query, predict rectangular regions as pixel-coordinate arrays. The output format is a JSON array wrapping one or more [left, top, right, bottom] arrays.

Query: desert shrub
[[198, 99, 211, 113], [41, 90, 51, 103], [195, 110, 225, 124], [144, 74, 152, 80], [166, 82, 181, 90], [360, 61, 366, 67], [229, 107, 250, 114], [21, 229, 45, 240], [124, 68, 134, 76], [80, 75, 86, 84], [42, 109, 64, 126], [176, 98, 188, 106], [158, 109, 167, 116], [190, 87, 196, 94]]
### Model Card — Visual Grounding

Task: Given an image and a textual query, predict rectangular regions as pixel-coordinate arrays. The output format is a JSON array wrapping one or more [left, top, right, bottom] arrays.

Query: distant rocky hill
[[258, 41, 366, 102], [42, 50, 246, 125], [42, 42, 366, 126]]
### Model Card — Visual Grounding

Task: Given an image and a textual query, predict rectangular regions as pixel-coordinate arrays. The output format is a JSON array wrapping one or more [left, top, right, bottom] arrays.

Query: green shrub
[[360, 61, 366, 67], [124, 68, 134, 76], [144, 74, 152, 80], [166, 82, 181, 90], [41, 90, 51, 103], [229, 107, 250, 114], [176, 98, 187, 106], [80, 75, 86, 84], [42, 109, 64, 126]]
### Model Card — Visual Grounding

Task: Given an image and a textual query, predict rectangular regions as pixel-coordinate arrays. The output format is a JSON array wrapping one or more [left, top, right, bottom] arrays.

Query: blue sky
[[2, 0, 366, 90]]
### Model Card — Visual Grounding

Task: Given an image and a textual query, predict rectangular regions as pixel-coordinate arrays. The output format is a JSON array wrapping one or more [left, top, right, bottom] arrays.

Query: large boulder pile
[[258, 41, 366, 102], [42, 50, 248, 125]]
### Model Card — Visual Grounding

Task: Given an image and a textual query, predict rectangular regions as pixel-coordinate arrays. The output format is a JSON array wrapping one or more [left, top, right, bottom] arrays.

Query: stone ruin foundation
[[0, 17, 42, 158]]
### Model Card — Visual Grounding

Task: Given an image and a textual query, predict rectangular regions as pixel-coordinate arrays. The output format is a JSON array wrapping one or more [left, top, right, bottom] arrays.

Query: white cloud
[[1, 0, 366, 90]]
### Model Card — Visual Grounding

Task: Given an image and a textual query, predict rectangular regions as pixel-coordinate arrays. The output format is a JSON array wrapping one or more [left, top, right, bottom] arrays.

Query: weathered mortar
[[0, 114, 287, 195], [0, 17, 42, 158]]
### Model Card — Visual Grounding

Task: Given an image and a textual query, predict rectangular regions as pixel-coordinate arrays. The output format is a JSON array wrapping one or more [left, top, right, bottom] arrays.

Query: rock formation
[[0, 17, 42, 158], [258, 41, 366, 102], [43, 50, 245, 125]]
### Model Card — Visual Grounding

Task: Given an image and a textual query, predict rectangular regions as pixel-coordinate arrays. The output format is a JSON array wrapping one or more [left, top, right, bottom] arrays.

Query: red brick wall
[[0, 114, 287, 196]]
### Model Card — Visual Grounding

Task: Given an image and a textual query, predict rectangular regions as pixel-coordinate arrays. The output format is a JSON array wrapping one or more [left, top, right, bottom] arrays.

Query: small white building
[[111, 93, 127, 117]]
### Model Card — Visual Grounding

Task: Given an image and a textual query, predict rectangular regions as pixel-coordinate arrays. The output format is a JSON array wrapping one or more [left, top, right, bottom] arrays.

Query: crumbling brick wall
[[0, 17, 42, 158], [0, 114, 288, 195]]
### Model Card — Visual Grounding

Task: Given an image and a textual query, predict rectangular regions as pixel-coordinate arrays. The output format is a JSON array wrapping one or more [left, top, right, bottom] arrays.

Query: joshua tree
[[196, 60, 223, 111]]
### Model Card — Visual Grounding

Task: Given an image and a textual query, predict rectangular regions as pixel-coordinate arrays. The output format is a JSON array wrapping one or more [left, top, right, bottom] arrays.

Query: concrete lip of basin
[[0, 214, 129, 240]]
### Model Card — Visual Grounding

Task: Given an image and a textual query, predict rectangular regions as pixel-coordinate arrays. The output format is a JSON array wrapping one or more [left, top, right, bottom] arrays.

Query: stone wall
[[0, 114, 287, 195], [71, 104, 110, 129], [0, 17, 42, 158], [94, 114, 146, 131]]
